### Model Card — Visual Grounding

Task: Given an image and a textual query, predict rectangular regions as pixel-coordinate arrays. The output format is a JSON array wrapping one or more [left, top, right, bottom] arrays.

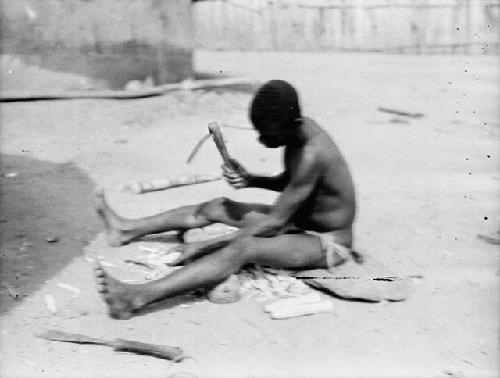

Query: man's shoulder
[[303, 117, 335, 143], [304, 126, 339, 157], [306, 132, 345, 171]]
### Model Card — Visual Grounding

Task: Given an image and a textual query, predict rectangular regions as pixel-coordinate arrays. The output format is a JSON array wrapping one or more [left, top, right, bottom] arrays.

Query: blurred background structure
[[194, 0, 499, 54], [0, 0, 193, 88], [0, 0, 498, 90]]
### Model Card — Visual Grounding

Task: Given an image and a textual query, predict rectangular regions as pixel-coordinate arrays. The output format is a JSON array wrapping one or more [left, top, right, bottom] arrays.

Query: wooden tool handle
[[112, 339, 185, 361], [208, 122, 234, 169]]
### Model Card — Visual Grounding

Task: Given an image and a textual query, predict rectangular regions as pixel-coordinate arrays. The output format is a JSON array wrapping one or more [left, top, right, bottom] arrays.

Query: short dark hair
[[250, 80, 301, 129]]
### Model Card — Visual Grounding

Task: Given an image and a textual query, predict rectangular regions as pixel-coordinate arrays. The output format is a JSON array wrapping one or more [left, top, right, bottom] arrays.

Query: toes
[[92, 261, 107, 276], [93, 268, 106, 278], [93, 264, 109, 292]]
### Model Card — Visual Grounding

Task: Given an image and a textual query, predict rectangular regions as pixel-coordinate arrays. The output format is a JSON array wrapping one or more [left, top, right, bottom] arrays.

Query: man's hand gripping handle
[[208, 122, 235, 170]]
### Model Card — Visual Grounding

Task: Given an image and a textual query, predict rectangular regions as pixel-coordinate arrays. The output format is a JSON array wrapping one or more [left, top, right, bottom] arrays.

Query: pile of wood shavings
[[127, 243, 311, 301], [239, 265, 311, 302], [124, 244, 183, 281]]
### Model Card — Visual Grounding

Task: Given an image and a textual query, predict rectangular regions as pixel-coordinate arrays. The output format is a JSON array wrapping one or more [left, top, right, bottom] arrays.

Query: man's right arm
[[222, 159, 288, 192], [248, 172, 288, 192]]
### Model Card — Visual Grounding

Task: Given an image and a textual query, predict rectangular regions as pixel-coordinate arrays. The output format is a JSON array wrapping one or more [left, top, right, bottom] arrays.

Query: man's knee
[[215, 235, 256, 265], [226, 235, 257, 262], [241, 211, 267, 226], [197, 197, 231, 222]]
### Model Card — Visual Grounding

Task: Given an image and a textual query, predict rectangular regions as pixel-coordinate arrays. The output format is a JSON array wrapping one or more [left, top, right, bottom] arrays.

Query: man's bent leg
[[248, 233, 327, 269], [95, 189, 210, 246], [94, 233, 325, 319], [95, 190, 271, 246]]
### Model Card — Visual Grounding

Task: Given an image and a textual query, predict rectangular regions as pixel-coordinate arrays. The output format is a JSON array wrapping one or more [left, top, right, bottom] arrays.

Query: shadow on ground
[[0, 154, 99, 314]]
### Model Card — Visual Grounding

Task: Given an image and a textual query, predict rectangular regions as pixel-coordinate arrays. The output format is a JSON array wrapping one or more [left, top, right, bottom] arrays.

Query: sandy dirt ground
[[0, 51, 499, 378]]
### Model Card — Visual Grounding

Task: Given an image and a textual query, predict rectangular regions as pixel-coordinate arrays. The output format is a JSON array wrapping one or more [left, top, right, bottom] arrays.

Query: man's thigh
[[205, 198, 271, 228], [248, 233, 328, 270]]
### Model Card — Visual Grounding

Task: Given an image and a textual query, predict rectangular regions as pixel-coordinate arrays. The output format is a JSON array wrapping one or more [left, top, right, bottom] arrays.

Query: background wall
[[193, 0, 500, 54], [1, 0, 497, 92], [0, 0, 193, 89]]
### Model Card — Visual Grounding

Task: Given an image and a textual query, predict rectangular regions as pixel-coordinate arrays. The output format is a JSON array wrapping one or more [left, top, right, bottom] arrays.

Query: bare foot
[[94, 189, 138, 246], [93, 262, 147, 319]]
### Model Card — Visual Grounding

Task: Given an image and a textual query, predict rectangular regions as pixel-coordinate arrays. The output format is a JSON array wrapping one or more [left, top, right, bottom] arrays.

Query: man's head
[[249, 80, 302, 148]]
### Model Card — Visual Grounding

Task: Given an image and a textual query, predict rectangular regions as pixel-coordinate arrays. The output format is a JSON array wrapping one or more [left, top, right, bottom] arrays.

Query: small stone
[[207, 275, 241, 304], [389, 117, 409, 124], [124, 80, 143, 91], [167, 373, 198, 378], [46, 236, 59, 243], [443, 370, 464, 378]]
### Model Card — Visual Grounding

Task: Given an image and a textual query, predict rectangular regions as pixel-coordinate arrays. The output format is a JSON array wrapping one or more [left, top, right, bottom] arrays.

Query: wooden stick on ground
[[377, 107, 424, 119], [123, 174, 221, 194], [0, 77, 259, 102], [34, 330, 185, 361]]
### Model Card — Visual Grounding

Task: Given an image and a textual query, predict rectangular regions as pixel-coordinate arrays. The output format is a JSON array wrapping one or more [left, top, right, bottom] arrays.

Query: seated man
[[93, 79, 357, 319]]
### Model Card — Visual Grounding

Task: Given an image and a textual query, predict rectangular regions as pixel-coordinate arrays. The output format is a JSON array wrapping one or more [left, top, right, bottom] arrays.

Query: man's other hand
[[222, 159, 251, 189], [168, 242, 204, 266]]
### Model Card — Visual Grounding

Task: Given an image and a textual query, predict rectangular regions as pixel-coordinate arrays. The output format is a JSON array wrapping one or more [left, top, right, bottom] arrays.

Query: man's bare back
[[286, 117, 356, 245]]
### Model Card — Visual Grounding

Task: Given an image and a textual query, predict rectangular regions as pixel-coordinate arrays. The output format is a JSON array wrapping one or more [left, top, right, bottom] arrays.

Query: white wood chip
[[44, 294, 57, 314], [57, 283, 80, 295]]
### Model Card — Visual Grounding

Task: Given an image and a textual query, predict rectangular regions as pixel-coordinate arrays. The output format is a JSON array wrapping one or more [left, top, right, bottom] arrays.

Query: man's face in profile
[[255, 121, 294, 148]]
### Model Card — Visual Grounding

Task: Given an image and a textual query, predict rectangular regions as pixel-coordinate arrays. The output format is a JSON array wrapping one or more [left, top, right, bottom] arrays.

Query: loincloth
[[306, 231, 352, 269]]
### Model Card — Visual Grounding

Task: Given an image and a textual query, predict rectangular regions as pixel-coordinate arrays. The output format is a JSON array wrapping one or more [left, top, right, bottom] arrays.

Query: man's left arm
[[242, 148, 321, 237], [173, 149, 321, 265]]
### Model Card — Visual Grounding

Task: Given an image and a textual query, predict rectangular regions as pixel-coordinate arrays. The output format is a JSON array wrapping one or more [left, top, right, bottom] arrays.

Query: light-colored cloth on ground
[[306, 231, 351, 269]]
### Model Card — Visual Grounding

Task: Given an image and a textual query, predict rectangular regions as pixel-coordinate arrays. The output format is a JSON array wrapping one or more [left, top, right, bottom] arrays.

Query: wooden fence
[[193, 0, 500, 54]]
